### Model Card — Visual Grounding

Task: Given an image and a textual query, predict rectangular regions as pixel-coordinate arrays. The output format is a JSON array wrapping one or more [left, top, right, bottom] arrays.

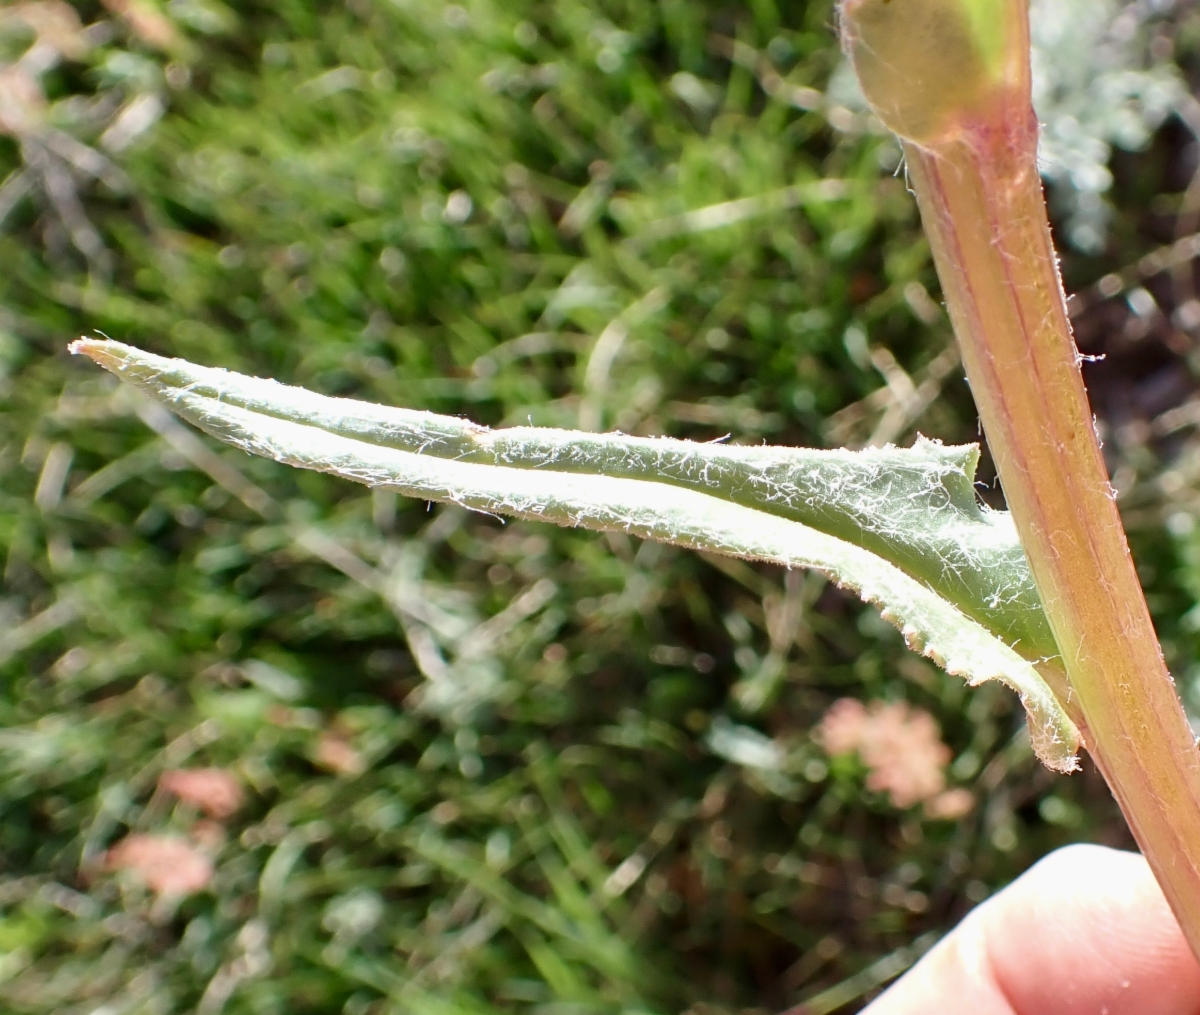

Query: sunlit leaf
[[74, 339, 1080, 770]]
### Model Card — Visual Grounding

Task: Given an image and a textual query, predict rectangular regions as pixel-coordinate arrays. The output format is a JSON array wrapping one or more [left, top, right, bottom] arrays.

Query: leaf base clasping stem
[[841, 0, 1200, 956]]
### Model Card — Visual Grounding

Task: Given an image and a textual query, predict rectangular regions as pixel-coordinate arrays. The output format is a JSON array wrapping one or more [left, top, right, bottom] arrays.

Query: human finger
[[862, 844, 1200, 1015]]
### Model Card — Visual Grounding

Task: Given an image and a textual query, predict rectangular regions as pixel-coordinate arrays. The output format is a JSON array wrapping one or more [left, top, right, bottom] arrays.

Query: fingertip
[[979, 845, 1200, 1015], [863, 845, 1200, 1015]]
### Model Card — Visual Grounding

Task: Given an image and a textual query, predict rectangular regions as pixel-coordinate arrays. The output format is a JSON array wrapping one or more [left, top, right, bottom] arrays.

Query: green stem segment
[[842, 0, 1200, 955]]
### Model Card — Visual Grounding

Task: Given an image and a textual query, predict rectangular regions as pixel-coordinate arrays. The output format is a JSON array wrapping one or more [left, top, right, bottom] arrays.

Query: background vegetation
[[1, 0, 1199, 1012]]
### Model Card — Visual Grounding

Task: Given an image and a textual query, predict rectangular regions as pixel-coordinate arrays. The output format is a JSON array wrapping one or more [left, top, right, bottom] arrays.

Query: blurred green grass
[[1, 1, 1198, 1012]]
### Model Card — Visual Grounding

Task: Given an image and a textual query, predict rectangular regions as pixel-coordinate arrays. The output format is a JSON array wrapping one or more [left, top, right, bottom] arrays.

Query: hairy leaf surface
[[73, 339, 1079, 770]]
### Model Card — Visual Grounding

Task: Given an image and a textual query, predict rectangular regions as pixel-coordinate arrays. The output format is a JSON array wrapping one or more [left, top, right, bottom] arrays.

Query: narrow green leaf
[[73, 339, 1056, 659], [72, 340, 1080, 771]]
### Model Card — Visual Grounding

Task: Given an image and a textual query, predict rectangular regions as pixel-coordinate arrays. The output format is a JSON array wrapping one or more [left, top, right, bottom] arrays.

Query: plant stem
[[903, 74, 1200, 952]]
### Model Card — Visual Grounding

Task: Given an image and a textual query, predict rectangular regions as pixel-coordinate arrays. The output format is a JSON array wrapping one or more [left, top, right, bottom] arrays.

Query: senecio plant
[[72, 0, 1200, 958]]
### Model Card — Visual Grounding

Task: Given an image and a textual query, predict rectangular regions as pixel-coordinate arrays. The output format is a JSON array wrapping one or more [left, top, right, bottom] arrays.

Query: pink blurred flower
[[159, 768, 244, 819], [315, 733, 366, 777], [0, 66, 46, 139], [107, 834, 213, 897], [924, 788, 976, 821], [817, 698, 959, 810], [100, 0, 182, 52], [816, 698, 868, 756]]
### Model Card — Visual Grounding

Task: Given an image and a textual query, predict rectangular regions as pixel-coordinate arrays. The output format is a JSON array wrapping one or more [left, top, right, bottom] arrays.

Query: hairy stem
[[904, 78, 1200, 954]]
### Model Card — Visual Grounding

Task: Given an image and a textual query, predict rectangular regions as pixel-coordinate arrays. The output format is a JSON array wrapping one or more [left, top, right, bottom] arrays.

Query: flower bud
[[838, 0, 1028, 145]]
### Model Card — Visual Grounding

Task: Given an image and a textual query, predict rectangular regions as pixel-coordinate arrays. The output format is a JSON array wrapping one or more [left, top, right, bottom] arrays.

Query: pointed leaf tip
[[70, 337, 127, 371]]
